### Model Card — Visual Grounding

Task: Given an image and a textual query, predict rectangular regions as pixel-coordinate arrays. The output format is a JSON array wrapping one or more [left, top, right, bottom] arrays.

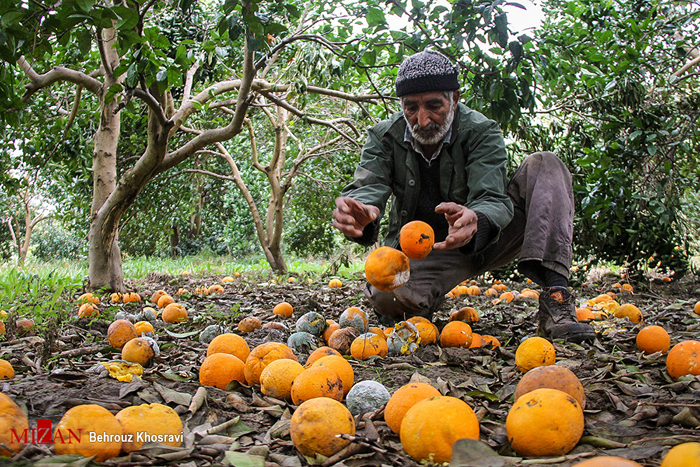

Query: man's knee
[[523, 151, 572, 178]]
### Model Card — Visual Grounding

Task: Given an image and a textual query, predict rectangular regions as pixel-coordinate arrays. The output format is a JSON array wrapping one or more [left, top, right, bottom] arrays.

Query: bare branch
[[246, 118, 266, 172], [132, 88, 171, 127], [672, 54, 700, 78], [178, 168, 237, 182], [18, 56, 102, 101], [63, 85, 82, 139], [260, 91, 361, 148], [183, 57, 201, 103], [306, 85, 380, 103]]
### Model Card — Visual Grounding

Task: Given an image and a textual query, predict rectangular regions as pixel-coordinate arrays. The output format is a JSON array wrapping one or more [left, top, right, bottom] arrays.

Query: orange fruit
[[450, 306, 479, 323], [311, 355, 354, 396], [0, 393, 28, 456], [350, 333, 389, 360], [400, 396, 479, 464], [260, 358, 305, 401], [339, 307, 368, 333], [328, 278, 343, 288], [208, 284, 224, 295], [199, 353, 246, 389], [614, 303, 643, 323], [513, 365, 586, 408], [660, 442, 700, 467], [322, 320, 340, 343], [222, 276, 235, 283], [364, 246, 410, 293], [305, 346, 342, 368], [484, 287, 499, 296], [327, 327, 359, 355], [469, 333, 484, 348], [161, 303, 187, 323], [134, 321, 154, 335], [290, 397, 355, 457], [116, 403, 183, 452], [666, 340, 700, 379], [121, 337, 156, 367], [54, 404, 123, 461], [244, 342, 298, 386], [413, 320, 439, 345], [150, 290, 167, 304], [77, 292, 100, 305], [15, 318, 34, 336], [368, 326, 386, 340], [0, 321, 4, 336], [156, 294, 174, 308], [572, 457, 643, 466], [0, 359, 14, 379], [107, 319, 138, 349], [518, 288, 539, 300], [78, 303, 99, 318], [238, 316, 262, 333], [515, 336, 556, 373], [439, 321, 473, 348], [273, 302, 293, 318], [576, 307, 595, 321], [399, 220, 435, 260], [636, 325, 671, 354], [206, 333, 251, 362], [482, 335, 501, 347], [466, 285, 481, 295], [694, 301, 700, 316], [290, 365, 344, 405], [506, 388, 584, 457], [384, 382, 441, 434]]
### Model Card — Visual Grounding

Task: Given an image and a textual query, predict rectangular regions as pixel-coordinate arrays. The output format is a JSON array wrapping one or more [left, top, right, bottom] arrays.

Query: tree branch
[[17, 56, 102, 101], [132, 88, 170, 127], [672, 54, 700, 78], [62, 85, 82, 139], [259, 91, 361, 148]]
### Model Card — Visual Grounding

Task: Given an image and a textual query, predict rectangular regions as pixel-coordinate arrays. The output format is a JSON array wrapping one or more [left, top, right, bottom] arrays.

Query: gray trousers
[[365, 152, 574, 322]]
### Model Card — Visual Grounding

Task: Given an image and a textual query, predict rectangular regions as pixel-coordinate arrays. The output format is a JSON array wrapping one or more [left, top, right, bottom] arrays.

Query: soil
[[1, 271, 700, 467]]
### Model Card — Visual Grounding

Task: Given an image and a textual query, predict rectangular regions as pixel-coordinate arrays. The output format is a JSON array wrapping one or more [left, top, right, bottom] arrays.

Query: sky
[[504, 0, 544, 34]]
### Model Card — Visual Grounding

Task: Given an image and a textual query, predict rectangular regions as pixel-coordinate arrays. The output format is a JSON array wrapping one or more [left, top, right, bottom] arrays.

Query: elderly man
[[332, 49, 594, 343]]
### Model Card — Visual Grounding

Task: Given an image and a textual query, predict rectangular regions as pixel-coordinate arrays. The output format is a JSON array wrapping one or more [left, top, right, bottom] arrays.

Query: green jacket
[[341, 103, 513, 251]]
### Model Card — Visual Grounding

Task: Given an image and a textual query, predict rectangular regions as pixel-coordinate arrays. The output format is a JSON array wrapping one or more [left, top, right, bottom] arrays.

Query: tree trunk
[[87, 27, 123, 291], [170, 224, 180, 257]]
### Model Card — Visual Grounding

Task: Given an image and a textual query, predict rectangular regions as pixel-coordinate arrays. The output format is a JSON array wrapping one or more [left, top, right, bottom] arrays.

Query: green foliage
[[0, 267, 81, 332], [530, 0, 700, 277], [32, 220, 87, 261]]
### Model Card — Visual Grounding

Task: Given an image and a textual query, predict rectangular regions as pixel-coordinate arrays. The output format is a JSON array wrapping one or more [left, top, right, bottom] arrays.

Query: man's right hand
[[332, 197, 380, 238]]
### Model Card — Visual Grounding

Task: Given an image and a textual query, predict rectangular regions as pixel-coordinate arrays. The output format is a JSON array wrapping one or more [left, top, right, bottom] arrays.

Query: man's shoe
[[537, 286, 596, 343]]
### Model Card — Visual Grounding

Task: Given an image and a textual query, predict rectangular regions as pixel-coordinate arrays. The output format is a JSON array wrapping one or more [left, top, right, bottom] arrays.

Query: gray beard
[[408, 104, 455, 146]]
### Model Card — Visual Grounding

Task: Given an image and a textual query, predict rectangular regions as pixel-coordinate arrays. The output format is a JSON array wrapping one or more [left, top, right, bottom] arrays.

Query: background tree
[[2, 0, 536, 283], [529, 0, 700, 277]]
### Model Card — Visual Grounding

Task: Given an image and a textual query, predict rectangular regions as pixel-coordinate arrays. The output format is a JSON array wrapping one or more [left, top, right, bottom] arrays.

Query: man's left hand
[[433, 202, 478, 250]]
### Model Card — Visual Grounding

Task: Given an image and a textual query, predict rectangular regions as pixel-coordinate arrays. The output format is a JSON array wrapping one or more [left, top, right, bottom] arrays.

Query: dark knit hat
[[396, 49, 459, 97]]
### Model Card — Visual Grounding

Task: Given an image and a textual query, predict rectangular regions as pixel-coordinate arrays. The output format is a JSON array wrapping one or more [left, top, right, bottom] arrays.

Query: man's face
[[402, 91, 458, 146]]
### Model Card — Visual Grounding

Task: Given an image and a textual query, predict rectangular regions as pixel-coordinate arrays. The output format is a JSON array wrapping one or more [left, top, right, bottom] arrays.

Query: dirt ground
[[1, 270, 699, 467]]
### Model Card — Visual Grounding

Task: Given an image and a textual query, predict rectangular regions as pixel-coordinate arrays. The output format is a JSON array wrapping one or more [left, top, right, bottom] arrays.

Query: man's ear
[[452, 90, 460, 104]]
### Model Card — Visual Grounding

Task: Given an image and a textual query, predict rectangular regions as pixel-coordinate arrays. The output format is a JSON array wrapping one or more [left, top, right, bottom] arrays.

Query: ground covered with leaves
[[1, 269, 699, 467]]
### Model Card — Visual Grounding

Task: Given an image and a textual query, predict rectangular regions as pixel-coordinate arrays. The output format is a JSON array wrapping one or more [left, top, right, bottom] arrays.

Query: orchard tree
[[2, 0, 538, 287], [530, 0, 700, 276]]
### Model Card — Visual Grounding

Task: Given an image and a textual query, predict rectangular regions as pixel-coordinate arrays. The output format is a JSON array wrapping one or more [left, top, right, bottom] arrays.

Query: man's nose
[[417, 107, 432, 127]]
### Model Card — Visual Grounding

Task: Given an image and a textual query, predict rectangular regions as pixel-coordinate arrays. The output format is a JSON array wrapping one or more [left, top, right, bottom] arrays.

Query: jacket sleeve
[[464, 119, 513, 238], [340, 126, 395, 246]]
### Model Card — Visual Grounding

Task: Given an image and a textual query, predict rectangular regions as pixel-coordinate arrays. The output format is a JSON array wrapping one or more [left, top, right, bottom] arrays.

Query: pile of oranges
[[2, 274, 699, 466]]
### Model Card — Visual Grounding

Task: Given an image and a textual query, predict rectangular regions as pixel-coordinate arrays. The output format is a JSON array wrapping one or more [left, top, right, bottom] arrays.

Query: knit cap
[[395, 49, 459, 97]]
